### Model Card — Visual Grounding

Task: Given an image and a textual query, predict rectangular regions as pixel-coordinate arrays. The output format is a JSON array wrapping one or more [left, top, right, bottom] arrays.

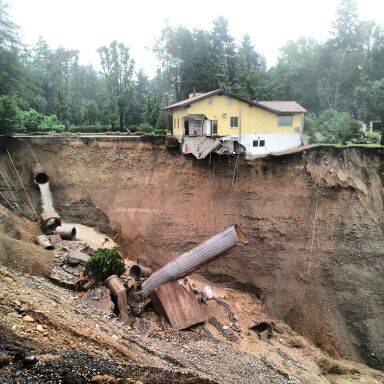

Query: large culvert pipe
[[141, 225, 247, 297]]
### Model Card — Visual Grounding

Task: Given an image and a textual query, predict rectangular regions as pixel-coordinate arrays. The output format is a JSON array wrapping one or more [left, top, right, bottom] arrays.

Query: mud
[[0, 137, 383, 371]]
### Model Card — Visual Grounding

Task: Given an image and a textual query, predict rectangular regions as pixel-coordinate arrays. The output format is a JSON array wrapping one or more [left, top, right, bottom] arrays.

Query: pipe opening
[[35, 172, 49, 184], [129, 265, 142, 280], [70, 227, 77, 240], [235, 225, 248, 244]]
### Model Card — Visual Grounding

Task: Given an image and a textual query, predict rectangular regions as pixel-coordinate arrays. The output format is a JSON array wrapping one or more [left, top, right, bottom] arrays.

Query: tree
[[98, 41, 135, 129], [0, 95, 20, 134], [233, 35, 268, 99], [270, 38, 320, 111], [331, 0, 360, 51]]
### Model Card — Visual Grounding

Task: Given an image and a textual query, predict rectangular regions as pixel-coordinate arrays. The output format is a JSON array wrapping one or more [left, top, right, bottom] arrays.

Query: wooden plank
[[150, 280, 206, 330]]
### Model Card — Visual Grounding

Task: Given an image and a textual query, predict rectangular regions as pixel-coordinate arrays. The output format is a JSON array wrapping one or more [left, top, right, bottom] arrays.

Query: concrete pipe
[[104, 275, 126, 295], [35, 235, 54, 250], [40, 209, 61, 234], [124, 260, 153, 280], [141, 225, 247, 297], [33, 167, 49, 185], [54, 225, 76, 240]]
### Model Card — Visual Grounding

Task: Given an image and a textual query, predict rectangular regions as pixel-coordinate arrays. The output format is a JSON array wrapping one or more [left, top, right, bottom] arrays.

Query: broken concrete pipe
[[35, 235, 54, 250], [104, 275, 126, 295], [141, 225, 247, 297], [104, 275, 131, 325], [54, 225, 76, 240], [40, 209, 61, 234], [124, 260, 153, 280]]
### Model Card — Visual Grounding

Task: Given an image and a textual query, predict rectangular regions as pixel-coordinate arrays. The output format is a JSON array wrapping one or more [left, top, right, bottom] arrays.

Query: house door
[[184, 120, 189, 135]]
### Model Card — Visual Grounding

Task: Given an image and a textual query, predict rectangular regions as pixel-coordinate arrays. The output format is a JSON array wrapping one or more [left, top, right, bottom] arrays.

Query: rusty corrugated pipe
[[141, 225, 247, 297]]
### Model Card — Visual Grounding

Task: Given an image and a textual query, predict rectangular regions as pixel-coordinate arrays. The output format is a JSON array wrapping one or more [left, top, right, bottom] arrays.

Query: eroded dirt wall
[[1, 137, 383, 370]]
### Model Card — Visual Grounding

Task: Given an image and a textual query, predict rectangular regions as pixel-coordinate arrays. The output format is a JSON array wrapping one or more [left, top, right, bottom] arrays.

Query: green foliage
[[1, 0, 384, 140], [305, 109, 362, 144], [362, 129, 380, 144], [0, 95, 20, 135], [18, 108, 64, 133], [85, 247, 125, 281], [137, 123, 153, 133]]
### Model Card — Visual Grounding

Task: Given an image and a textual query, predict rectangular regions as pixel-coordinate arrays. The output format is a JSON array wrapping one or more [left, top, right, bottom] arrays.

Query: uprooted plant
[[85, 247, 125, 281]]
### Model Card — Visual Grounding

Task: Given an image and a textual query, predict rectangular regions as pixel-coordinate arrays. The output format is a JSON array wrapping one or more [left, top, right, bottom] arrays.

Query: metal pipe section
[[141, 225, 247, 297], [54, 225, 76, 240]]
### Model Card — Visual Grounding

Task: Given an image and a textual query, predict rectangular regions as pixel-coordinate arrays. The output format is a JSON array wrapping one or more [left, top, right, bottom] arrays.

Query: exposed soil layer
[[0, 137, 383, 371]]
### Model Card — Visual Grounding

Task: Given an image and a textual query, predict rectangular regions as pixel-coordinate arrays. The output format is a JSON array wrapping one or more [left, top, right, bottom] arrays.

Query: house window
[[227, 97, 231, 105], [207, 97, 213, 104], [278, 116, 293, 126], [173, 118, 176, 129], [230, 117, 238, 128], [253, 139, 265, 147], [212, 120, 218, 135], [177, 118, 179, 128]]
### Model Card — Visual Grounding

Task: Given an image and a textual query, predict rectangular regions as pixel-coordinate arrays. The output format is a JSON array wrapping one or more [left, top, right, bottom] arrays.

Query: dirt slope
[[0, 137, 383, 371]]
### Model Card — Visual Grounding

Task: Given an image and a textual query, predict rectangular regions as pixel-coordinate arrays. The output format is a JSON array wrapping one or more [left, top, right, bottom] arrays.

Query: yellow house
[[164, 89, 307, 159]]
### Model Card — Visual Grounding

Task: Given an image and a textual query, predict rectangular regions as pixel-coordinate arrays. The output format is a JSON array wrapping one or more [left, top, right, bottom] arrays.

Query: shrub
[[362, 129, 381, 144], [304, 109, 363, 144], [84, 247, 125, 281], [39, 114, 65, 132], [137, 122, 153, 133], [128, 124, 139, 133]]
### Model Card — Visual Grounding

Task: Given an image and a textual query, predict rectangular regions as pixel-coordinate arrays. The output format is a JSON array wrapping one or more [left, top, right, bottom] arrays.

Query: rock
[[23, 315, 35, 322], [203, 285, 214, 300], [36, 324, 44, 332], [22, 355, 38, 367], [48, 234, 62, 245], [82, 287, 114, 312], [63, 373, 82, 384], [0, 354, 12, 367]]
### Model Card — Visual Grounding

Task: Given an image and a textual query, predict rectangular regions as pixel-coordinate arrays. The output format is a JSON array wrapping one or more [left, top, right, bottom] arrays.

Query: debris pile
[[32, 169, 250, 332]]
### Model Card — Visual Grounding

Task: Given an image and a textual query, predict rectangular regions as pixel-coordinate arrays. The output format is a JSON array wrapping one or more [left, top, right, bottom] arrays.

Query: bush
[[305, 109, 363, 144], [362, 129, 381, 144], [0, 96, 21, 135], [137, 123, 153, 133], [18, 109, 65, 133], [39, 114, 65, 132], [84, 247, 125, 281], [144, 128, 167, 137]]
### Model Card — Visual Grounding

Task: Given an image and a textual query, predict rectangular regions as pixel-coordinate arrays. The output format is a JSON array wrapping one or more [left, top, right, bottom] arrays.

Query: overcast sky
[[8, 0, 384, 77]]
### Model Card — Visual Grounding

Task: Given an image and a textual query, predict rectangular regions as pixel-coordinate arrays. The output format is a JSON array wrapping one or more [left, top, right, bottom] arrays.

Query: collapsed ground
[[0, 136, 383, 382]]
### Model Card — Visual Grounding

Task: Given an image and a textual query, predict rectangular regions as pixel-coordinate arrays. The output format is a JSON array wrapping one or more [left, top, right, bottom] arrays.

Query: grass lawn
[[316, 143, 382, 148]]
